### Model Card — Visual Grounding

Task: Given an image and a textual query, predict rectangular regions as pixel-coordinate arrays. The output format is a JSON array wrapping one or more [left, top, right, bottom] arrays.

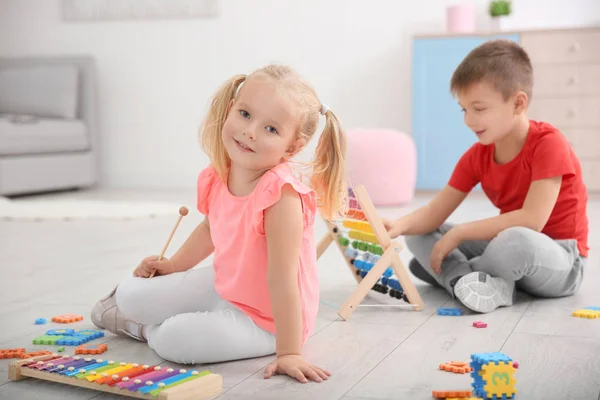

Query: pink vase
[[446, 4, 476, 33]]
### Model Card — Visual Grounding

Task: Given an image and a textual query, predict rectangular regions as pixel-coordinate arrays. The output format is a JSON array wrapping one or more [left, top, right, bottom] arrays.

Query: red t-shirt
[[448, 120, 589, 257]]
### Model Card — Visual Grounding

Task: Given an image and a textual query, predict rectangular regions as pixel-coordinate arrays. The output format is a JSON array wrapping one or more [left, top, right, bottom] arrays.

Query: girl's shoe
[[453, 272, 515, 313], [91, 287, 146, 342]]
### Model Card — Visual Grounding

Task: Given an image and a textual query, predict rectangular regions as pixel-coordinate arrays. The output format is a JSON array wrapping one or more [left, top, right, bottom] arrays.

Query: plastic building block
[[34, 318, 46, 325], [512, 362, 519, 369], [0, 348, 26, 359], [33, 335, 62, 345], [20, 350, 53, 359], [47, 329, 75, 336], [75, 343, 108, 355], [470, 352, 517, 399], [446, 398, 482, 400], [572, 309, 599, 319], [431, 390, 472, 398], [437, 307, 463, 316], [74, 329, 104, 339], [473, 321, 487, 328], [51, 314, 84, 323], [57, 347, 65, 352], [440, 361, 473, 374], [37, 329, 105, 346], [585, 306, 600, 311]]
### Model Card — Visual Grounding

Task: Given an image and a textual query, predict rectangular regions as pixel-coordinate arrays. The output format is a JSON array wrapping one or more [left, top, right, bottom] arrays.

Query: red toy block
[[432, 390, 472, 398], [75, 343, 108, 355], [513, 361, 519, 369], [52, 314, 84, 323], [473, 321, 487, 328], [0, 348, 26, 359]]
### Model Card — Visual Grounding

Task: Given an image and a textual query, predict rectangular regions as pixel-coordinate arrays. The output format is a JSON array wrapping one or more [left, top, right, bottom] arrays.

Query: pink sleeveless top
[[196, 162, 319, 344]]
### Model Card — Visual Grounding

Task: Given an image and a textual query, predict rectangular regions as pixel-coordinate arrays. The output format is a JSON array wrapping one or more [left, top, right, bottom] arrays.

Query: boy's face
[[457, 81, 525, 145]]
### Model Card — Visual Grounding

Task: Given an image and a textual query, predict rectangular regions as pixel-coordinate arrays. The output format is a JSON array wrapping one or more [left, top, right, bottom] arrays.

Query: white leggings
[[115, 266, 276, 364]]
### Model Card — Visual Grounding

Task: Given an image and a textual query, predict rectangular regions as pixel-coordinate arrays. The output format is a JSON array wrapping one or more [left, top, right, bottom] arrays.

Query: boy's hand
[[133, 256, 175, 278], [382, 218, 404, 238], [264, 355, 331, 383], [430, 228, 463, 274]]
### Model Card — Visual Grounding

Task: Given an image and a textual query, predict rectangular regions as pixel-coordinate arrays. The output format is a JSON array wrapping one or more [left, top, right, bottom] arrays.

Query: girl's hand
[[133, 256, 175, 278], [264, 355, 331, 383], [430, 228, 463, 274]]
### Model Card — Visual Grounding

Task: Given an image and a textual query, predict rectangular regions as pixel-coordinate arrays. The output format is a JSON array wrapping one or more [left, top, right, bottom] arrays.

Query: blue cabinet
[[411, 34, 520, 190]]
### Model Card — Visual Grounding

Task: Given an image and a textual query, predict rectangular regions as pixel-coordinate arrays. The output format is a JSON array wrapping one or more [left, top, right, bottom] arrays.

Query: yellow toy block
[[348, 229, 378, 244], [480, 361, 517, 398], [572, 309, 600, 319]]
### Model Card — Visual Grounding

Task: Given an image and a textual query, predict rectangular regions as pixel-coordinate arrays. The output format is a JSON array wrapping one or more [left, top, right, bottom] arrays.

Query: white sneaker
[[453, 272, 515, 313]]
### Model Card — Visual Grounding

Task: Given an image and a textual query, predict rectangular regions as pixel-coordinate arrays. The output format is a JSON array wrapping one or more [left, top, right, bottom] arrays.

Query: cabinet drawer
[[528, 97, 600, 127], [581, 161, 600, 191], [534, 64, 600, 97], [521, 30, 600, 64], [560, 128, 600, 159]]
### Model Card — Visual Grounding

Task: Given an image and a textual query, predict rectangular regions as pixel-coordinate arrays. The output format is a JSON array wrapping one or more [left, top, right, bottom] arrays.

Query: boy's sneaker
[[453, 272, 515, 313], [91, 286, 146, 342]]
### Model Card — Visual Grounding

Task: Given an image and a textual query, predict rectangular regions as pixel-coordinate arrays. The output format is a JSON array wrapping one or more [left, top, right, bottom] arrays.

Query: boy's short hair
[[450, 39, 533, 101]]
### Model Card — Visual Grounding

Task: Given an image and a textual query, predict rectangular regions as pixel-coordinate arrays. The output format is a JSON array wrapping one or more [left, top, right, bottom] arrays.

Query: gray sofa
[[0, 56, 98, 196]]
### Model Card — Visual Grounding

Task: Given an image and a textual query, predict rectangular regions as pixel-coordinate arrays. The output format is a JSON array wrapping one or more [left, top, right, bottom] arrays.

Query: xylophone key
[[27, 356, 68, 370], [124, 368, 169, 391], [90, 363, 134, 384], [72, 360, 110, 378], [115, 367, 162, 390], [57, 358, 96, 375], [136, 369, 180, 394], [149, 370, 210, 396], [103, 365, 148, 386]]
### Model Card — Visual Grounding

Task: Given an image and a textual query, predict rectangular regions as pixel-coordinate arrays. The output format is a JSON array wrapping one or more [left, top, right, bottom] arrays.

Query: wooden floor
[[1, 189, 599, 400]]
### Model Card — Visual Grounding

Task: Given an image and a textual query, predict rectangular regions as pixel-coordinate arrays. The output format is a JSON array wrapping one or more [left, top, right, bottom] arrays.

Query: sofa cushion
[[0, 65, 79, 119], [0, 116, 89, 156]]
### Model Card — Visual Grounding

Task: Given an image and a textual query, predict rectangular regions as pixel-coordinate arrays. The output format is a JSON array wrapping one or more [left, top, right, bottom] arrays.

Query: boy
[[385, 40, 588, 313]]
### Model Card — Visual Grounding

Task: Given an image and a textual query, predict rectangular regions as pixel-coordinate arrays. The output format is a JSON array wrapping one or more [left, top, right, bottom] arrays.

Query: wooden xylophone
[[9, 353, 222, 399]]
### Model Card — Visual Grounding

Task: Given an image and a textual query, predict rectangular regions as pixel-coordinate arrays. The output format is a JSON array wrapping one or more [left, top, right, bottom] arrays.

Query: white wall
[[1, 0, 599, 188]]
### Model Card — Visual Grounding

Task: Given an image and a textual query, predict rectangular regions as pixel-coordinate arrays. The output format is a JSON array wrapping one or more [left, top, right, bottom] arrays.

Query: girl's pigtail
[[200, 74, 247, 179], [310, 108, 348, 220]]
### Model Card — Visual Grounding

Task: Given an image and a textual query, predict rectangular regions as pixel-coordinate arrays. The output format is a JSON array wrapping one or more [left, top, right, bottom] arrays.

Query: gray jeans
[[405, 223, 586, 298]]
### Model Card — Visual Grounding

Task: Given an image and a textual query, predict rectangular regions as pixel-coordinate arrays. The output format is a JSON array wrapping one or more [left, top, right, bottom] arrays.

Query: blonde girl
[[91, 64, 347, 383]]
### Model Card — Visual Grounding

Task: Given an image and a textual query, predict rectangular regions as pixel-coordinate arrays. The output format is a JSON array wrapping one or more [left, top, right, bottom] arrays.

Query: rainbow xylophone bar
[[9, 353, 222, 399]]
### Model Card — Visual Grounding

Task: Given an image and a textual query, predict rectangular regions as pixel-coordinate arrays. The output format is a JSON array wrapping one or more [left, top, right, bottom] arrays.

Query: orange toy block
[[0, 348, 26, 359], [20, 350, 53, 359], [51, 314, 83, 323], [75, 343, 108, 355], [432, 390, 472, 398], [439, 361, 473, 374]]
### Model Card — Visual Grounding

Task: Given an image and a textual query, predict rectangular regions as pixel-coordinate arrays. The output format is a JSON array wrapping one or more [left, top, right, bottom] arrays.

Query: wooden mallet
[[148, 206, 189, 278]]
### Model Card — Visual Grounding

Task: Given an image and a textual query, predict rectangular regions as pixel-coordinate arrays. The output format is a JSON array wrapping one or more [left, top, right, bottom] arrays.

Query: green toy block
[[33, 335, 63, 345]]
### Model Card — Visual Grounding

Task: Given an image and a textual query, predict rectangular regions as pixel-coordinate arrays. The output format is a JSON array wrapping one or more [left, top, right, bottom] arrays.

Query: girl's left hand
[[264, 355, 331, 383], [430, 227, 463, 274]]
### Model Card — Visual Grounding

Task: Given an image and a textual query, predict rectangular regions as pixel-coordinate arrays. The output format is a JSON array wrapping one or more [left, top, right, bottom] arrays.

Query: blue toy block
[[585, 306, 600, 311], [77, 330, 104, 339], [46, 329, 75, 336], [34, 318, 46, 325], [437, 307, 463, 316]]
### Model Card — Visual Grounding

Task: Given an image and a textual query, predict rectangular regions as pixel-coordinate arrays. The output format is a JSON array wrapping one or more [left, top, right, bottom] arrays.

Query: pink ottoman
[[346, 129, 416, 206]]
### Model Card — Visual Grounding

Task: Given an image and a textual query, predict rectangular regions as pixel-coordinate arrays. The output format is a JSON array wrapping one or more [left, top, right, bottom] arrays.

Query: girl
[[91, 64, 347, 384]]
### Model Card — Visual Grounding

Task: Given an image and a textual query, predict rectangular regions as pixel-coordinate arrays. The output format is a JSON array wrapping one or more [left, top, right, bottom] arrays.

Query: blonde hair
[[450, 39, 533, 100], [200, 64, 347, 219]]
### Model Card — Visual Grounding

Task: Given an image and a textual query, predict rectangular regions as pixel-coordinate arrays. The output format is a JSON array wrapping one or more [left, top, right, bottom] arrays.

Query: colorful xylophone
[[9, 353, 222, 399], [316, 185, 424, 319]]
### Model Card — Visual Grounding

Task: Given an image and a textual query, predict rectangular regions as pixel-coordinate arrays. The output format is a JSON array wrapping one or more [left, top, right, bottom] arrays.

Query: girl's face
[[222, 77, 306, 173]]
